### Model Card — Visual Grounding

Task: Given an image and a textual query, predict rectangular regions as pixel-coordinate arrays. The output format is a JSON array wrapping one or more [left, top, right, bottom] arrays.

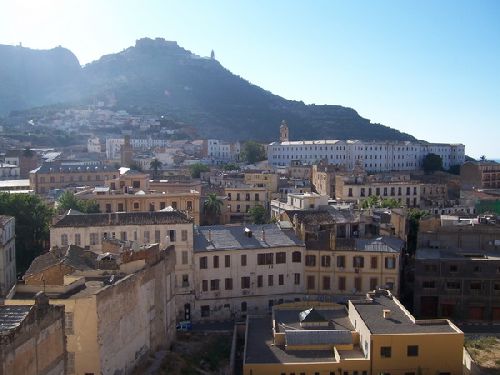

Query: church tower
[[279, 120, 289, 142]]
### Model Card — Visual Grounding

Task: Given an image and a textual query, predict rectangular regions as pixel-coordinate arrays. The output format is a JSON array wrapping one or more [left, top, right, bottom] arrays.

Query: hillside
[[0, 38, 415, 142]]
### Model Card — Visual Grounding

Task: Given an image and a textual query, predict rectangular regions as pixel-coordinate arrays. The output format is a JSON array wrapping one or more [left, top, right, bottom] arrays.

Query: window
[[160, 202, 166, 210], [225, 255, 231, 267], [305, 255, 316, 267], [225, 278, 233, 290], [117, 203, 124, 211], [200, 256, 208, 269], [241, 301, 247, 312], [348, 188, 353, 197], [202, 280, 208, 292], [470, 281, 482, 291], [90, 233, 98, 245], [169, 230, 176, 242], [321, 255, 331, 267], [257, 275, 263, 287], [210, 279, 220, 291], [186, 201, 193, 211], [294, 273, 301, 285], [371, 256, 378, 269], [323, 276, 331, 290], [292, 251, 302, 263], [105, 203, 112, 213], [67, 352, 75, 374], [245, 193, 250, 201], [74, 233, 81, 246], [65, 312, 74, 334], [276, 252, 286, 264], [133, 202, 140, 210], [355, 277, 362, 291], [385, 257, 395, 269], [201, 305, 210, 317], [407, 345, 419, 357], [144, 231, 150, 243], [423, 280, 436, 288], [449, 264, 458, 273], [182, 274, 189, 287], [241, 254, 247, 266], [171, 201, 177, 209], [337, 255, 346, 268], [255, 193, 259, 201], [213, 255, 219, 268], [338, 276, 346, 291], [380, 346, 392, 358], [182, 251, 188, 265], [241, 276, 250, 289], [180, 229, 187, 242], [61, 234, 68, 246], [155, 230, 161, 243], [279, 274, 284, 285], [257, 253, 274, 265], [121, 231, 127, 241], [307, 275, 315, 289], [267, 275, 273, 286], [424, 264, 438, 272], [353, 256, 365, 268]]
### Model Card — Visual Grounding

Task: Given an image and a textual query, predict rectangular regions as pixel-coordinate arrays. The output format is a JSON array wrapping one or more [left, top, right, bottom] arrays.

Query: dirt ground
[[465, 336, 500, 374], [154, 332, 232, 375]]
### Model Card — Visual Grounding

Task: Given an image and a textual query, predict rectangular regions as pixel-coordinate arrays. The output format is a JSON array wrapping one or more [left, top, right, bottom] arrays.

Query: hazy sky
[[1, 0, 499, 158]]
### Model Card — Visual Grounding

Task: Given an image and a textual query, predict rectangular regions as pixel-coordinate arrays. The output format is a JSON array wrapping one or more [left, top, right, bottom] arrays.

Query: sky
[[1, 0, 499, 159]]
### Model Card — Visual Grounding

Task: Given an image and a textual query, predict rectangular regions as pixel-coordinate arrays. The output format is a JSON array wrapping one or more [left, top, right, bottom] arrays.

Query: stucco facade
[[0, 215, 16, 297]]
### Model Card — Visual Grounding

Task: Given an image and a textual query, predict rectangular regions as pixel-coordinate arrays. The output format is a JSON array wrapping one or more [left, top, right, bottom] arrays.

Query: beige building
[[0, 292, 66, 375], [0, 215, 16, 297], [461, 160, 500, 190], [191, 223, 305, 321], [244, 290, 464, 375], [335, 173, 422, 207], [311, 162, 345, 198], [287, 161, 312, 180], [244, 171, 279, 194], [8, 244, 176, 375], [223, 184, 268, 224], [271, 192, 329, 220], [30, 161, 118, 194]]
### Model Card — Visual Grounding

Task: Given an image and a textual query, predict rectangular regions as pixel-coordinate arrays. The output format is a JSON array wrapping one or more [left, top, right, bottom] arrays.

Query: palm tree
[[149, 158, 163, 180], [203, 193, 223, 225]]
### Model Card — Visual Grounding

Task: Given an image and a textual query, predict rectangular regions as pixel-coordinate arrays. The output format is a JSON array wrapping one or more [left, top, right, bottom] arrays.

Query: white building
[[0, 163, 20, 179], [105, 138, 169, 159], [0, 216, 16, 297], [271, 192, 330, 220], [203, 139, 240, 164], [191, 223, 305, 321], [267, 124, 465, 171], [87, 137, 102, 153]]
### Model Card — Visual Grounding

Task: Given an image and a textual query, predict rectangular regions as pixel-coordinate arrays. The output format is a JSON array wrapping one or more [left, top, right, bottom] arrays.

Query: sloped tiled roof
[[52, 211, 192, 228]]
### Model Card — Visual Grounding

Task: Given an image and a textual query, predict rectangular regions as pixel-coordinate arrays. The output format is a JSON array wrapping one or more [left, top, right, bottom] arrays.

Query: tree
[[361, 195, 381, 209], [203, 193, 223, 225], [57, 191, 100, 214], [480, 155, 486, 161], [380, 198, 401, 209], [129, 161, 143, 172], [222, 163, 240, 171], [248, 205, 268, 224], [0, 193, 53, 272], [150, 158, 163, 179], [241, 141, 266, 164], [447, 164, 461, 175], [422, 153, 443, 173], [189, 163, 210, 178], [407, 209, 429, 255]]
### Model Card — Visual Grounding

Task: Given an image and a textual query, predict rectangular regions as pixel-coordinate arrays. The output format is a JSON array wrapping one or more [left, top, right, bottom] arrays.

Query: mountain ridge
[[0, 38, 416, 142]]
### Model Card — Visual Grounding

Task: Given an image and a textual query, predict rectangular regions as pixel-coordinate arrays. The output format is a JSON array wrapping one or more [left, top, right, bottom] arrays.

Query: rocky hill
[[0, 38, 415, 142]]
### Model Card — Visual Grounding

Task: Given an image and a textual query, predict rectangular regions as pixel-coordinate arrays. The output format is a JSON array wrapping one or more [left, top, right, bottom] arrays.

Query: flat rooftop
[[416, 248, 500, 261], [352, 293, 459, 334], [274, 307, 354, 333]]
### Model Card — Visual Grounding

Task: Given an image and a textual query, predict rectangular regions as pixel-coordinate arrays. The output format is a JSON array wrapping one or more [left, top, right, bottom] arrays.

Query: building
[[0, 215, 16, 297], [0, 292, 66, 375], [191, 223, 305, 321], [0, 179, 32, 193], [29, 161, 118, 194], [271, 192, 329, 220], [3, 149, 39, 178], [413, 214, 500, 321], [243, 289, 464, 375], [8, 244, 176, 375], [461, 161, 500, 190], [268, 123, 465, 171], [335, 173, 422, 207], [87, 136, 102, 153], [244, 171, 279, 194], [0, 162, 20, 179], [311, 162, 346, 198], [105, 137, 169, 159], [202, 139, 240, 164], [120, 135, 134, 167], [224, 184, 268, 224]]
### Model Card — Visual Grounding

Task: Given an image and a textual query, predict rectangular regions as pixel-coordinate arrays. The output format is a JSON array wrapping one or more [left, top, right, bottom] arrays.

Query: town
[[1, 110, 499, 375]]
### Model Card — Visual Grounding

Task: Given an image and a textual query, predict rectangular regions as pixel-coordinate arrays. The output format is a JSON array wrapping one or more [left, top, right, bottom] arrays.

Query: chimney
[[262, 227, 266, 242], [208, 229, 212, 242], [383, 309, 391, 319]]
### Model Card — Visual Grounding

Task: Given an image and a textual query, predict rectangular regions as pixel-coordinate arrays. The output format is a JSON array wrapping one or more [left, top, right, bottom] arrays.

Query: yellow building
[[243, 290, 464, 375], [244, 171, 279, 194], [223, 184, 268, 224]]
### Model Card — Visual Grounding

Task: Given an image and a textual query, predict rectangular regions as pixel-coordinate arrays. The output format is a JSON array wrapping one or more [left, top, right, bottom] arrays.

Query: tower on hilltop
[[210, 50, 215, 60], [280, 120, 289, 142]]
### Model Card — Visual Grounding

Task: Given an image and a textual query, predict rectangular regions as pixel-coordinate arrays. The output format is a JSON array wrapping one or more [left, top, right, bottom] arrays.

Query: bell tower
[[279, 120, 289, 142]]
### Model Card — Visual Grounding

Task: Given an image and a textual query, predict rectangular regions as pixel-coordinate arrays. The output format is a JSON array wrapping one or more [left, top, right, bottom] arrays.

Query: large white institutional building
[[268, 121, 465, 171]]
